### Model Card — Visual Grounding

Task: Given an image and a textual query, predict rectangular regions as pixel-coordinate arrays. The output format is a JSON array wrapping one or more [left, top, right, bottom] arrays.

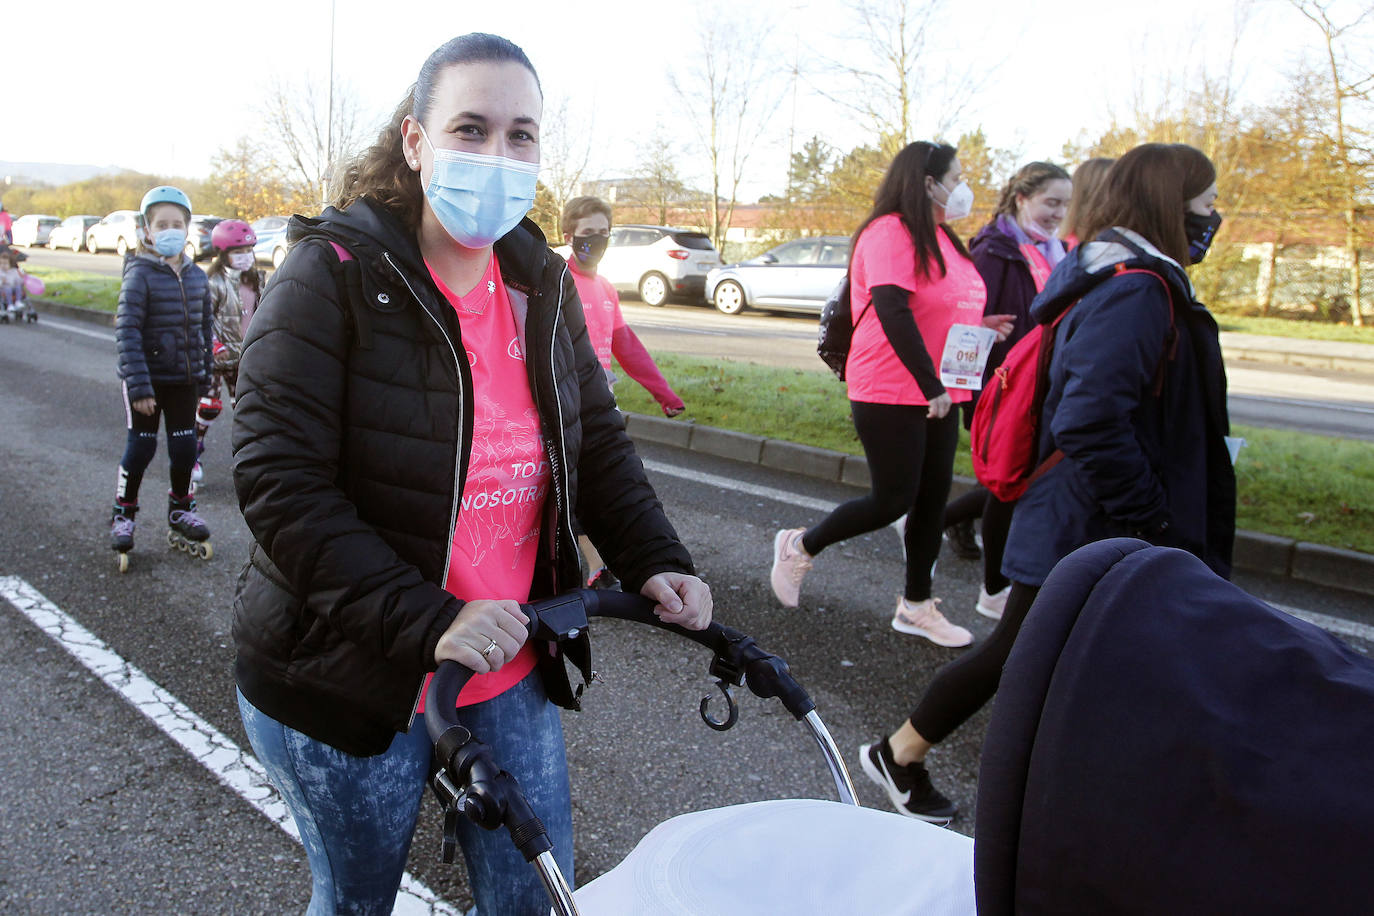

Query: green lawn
[[1215, 314, 1374, 344], [613, 353, 1373, 554], [24, 265, 119, 312]]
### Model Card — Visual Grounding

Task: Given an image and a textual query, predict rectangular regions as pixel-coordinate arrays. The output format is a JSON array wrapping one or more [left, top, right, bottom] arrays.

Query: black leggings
[[908, 581, 1040, 742], [942, 485, 1015, 594], [802, 402, 958, 601], [117, 381, 200, 504]]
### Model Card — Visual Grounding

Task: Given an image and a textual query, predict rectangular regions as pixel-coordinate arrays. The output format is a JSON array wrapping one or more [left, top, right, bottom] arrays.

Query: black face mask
[[1184, 210, 1223, 264], [571, 233, 609, 267]]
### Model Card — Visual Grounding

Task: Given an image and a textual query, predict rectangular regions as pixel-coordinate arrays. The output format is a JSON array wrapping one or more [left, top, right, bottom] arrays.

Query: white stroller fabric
[[570, 798, 975, 915]]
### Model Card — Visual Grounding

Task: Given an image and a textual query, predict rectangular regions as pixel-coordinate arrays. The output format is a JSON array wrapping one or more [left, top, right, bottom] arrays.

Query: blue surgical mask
[[152, 228, 187, 257], [418, 124, 539, 249]]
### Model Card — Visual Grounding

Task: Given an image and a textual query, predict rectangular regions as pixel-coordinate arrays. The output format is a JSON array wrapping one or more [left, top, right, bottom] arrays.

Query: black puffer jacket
[[231, 199, 694, 756], [115, 253, 213, 400]]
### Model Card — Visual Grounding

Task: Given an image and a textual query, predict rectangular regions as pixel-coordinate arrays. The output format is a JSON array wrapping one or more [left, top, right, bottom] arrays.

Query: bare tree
[[1290, 0, 1373, 325], [260, 76, 366, 210], [539, 94, 597, 223], [630, 135, 686, 226], [817, 0, 991, 156], [670, 6, 786, 255]]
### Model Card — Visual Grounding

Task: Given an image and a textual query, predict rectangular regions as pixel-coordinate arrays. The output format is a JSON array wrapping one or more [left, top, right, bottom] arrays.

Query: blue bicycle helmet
[[140, 186, 192, 220]]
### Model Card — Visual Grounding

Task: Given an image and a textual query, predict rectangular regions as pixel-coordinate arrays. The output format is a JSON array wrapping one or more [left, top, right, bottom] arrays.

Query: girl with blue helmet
[[109, 185, 216, 571]]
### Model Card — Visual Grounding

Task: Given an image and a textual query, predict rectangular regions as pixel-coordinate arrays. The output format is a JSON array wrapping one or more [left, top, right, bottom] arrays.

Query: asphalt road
[[16, 247, 1374, 440], [1, 315, 1371, 913]]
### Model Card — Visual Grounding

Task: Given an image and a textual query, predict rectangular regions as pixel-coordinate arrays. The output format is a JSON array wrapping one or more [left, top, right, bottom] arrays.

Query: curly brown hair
[[332, 33, 541, 233], [994, 161, 1070, 219]]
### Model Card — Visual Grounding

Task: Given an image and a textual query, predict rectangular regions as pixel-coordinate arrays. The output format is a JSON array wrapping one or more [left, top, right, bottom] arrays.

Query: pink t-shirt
[[846, 214, 988, 405], [421, 253, 547, 707], [566, 259, 626, 370]]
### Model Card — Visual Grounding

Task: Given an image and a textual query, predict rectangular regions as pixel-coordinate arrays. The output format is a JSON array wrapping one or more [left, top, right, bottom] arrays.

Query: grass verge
[[613, 353, 1373, 554], [1214, 314, 1374, 344], [25, 265, 120, 312]]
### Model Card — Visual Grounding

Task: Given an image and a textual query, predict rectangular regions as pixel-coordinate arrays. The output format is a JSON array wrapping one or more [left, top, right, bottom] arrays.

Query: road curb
[[30, 298, 116, 327], [624, 412, 1374, 598]]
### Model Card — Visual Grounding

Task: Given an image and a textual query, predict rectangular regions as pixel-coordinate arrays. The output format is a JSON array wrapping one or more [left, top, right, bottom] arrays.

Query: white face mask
[[936, 179, 974, 221], [228, 252, 255, 271]]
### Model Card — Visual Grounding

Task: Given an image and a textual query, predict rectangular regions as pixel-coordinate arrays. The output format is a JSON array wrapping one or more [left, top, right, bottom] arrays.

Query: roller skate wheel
[[196, 542, 213, 560], [117, 552, 130, 573]]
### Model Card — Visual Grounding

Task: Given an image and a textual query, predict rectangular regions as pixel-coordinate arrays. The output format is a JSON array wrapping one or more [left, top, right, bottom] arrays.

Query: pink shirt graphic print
[[426, 254, 547, 705]]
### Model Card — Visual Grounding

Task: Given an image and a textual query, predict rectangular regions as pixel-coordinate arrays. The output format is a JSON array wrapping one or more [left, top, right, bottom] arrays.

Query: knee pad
[[197, 396, 223, 423], [121, 429, 159, 473], [168, 427, 198, 471]]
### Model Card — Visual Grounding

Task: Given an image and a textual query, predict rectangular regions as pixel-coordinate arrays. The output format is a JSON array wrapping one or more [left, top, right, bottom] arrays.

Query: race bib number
[[939, 324, 998, 390]]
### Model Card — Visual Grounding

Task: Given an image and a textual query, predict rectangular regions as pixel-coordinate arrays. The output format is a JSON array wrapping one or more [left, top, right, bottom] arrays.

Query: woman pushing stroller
[[231, 33, 711, 916]]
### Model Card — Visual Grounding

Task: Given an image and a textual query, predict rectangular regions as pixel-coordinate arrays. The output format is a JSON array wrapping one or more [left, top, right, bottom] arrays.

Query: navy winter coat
[[1002, 229, 1236, 586], [115, 253, 213, 401]]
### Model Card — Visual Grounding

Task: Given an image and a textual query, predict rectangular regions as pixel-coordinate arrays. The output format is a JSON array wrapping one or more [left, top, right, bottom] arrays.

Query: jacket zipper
[[384, 252, 467, 725], [175, 265, 193, 381], [547, 263, 575, 579]]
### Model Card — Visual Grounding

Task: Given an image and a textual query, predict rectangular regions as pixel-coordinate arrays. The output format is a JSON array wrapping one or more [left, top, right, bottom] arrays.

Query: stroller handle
[[426, 589, 819, 743]]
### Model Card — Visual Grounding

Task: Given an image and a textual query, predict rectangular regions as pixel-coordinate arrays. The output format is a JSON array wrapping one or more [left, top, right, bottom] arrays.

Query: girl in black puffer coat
[[108, 185, 214, 563]]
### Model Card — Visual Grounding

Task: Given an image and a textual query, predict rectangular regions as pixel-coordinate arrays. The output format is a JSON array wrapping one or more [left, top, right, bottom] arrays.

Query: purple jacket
[[969, 219, 1040, 378]]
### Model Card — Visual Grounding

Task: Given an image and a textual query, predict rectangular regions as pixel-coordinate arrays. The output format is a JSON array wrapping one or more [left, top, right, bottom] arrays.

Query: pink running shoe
[[976, 585, 1010, 621], [770, 528, 812, 608], [891, 597, 973, 647]]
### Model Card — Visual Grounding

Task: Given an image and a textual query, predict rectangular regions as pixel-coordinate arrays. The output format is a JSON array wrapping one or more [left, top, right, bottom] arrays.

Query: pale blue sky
[[5, 0, 1346, 200]]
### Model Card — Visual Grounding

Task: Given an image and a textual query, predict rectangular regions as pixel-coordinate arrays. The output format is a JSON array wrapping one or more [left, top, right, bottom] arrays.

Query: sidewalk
[[1219, 331, 1374, 373], [624, 412, 1374, 599]]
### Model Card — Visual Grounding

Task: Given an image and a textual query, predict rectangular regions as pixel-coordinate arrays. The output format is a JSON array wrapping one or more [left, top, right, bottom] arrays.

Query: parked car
[[11, 214, 61, 247], [86, 210, 143, 256], [251, 216, 290, 268], [47, 215, 101, 252], [186, 215, 225, 260], [705, 236, 851, 315], [597, 225, 721, 306]]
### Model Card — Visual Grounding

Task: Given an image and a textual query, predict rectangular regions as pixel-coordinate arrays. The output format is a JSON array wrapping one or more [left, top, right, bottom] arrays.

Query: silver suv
[[598, 225, 721, 306]]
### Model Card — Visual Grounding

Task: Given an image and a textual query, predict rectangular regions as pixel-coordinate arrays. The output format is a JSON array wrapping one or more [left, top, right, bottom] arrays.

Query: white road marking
[[0, 576, 458, 915], [33, 316, 115, 342], [643, 458, 838, 513], [1270, 602, 1374, 644], [640, 459, 1374, 645]]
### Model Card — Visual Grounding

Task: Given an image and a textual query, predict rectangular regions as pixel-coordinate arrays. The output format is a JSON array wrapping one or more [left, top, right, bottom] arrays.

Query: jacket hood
[[287, 198, 554, 293], [970, 219, 1022, 260], [1030, 228, 1193, 325]]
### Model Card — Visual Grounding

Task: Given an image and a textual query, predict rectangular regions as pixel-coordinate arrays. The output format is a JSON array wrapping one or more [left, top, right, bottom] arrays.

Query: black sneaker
[[943, 520, 981, 560], [859, 738, 957, 825]]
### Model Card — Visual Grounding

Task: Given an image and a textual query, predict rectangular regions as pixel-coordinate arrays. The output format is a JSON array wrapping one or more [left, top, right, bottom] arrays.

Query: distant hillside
[[1, 161, 126, 186]]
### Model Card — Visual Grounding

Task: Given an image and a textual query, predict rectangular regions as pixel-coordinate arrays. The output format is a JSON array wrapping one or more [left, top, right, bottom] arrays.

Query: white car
[[11, 214, 61, 247], [597, 225, 721, 307], [705, 236, 850, 315]]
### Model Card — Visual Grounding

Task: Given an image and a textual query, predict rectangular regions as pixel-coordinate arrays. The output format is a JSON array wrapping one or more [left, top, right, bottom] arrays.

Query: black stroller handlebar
[[425, 589, 816, 746], [423, 589, 849, 911]]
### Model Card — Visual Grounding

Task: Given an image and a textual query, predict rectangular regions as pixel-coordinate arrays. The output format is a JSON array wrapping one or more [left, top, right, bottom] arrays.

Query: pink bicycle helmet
[[211, 219, 257, 252]]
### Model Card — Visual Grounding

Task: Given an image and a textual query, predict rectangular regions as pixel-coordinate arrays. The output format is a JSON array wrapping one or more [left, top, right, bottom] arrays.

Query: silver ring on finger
[[481, 639, 498, 659]]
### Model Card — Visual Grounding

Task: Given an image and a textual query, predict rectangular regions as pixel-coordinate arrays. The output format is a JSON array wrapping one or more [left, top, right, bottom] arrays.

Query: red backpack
[[971, 266, 1174, 502]]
